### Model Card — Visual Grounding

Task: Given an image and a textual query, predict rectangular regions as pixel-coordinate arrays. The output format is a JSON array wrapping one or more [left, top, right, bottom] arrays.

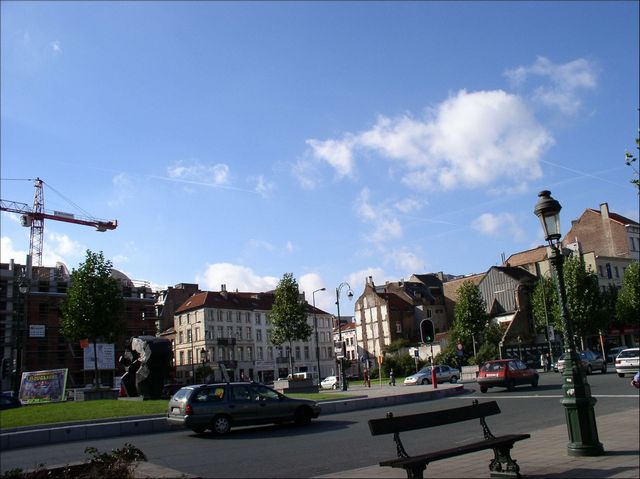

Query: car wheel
[[190, 426, 206, 434], [420, 378, 427, 385], [586, 365, 593, 375], [531, 376, 539, 388], [450, 376, 458, 384], [211, 415, 231, 435], [293, 407, 312, 426], [480, 385, 488, 393], [332, 383, 338, 390], [506, 379, 516, 391]]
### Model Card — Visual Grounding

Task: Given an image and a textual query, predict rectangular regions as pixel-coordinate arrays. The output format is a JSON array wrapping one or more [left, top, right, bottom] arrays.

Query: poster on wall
[[19, 369, 68, 404], [83, 343, 115, 370]]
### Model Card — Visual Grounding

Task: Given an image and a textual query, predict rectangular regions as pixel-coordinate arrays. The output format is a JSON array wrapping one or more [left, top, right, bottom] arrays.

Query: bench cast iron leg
[[488, 444, 521, 478], [403, 464, 427, 479]]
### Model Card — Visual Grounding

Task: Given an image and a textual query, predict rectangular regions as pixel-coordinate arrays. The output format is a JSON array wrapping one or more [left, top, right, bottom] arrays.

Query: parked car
[[607, 346, 628, 364], [403, 365, 460, 385], [0, 391, 21, 410], [320, 376, 339, 390], [166, 382, 321, 435], [615, 348, 640, 377], [556, 350, 607, 375], [477, 359, 539, 393]]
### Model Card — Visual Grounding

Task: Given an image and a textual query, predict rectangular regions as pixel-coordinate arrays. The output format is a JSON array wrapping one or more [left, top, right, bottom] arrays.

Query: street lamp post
[[13, 274, 30, 395], [335, 282, 353, 391], [312, 288, 326, 385], [534, 190, 604, 457]]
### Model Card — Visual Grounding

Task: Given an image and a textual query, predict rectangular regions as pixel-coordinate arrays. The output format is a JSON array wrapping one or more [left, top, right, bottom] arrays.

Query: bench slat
[[380, 434, 531, 467], [369, 401, 501, 436]]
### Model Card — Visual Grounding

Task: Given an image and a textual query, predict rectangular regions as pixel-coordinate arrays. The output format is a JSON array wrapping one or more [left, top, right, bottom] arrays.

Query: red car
[[477, 359, 539, 393]]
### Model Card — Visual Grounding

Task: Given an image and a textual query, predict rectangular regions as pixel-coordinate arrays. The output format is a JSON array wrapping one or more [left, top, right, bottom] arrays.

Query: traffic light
[[420, 319, 435, 344]]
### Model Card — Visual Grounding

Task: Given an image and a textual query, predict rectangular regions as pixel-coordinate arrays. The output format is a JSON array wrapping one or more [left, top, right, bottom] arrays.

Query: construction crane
[[0, 178, 117, 266]]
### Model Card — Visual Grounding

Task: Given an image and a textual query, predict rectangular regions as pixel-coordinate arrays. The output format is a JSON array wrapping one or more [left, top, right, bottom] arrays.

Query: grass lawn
[[0, 392, 353, 429]]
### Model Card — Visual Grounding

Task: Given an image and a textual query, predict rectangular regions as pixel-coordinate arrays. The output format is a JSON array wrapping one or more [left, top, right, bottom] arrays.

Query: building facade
[[172, 285, 334, 384], [1, 258, 157, 392]]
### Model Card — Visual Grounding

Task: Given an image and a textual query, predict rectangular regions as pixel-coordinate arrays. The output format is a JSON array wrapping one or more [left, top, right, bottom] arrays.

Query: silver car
[[403, 364, 460, 385], [167, 382, 321, 435], [615, 348, 640, 377], [556, 350, 607, 375]]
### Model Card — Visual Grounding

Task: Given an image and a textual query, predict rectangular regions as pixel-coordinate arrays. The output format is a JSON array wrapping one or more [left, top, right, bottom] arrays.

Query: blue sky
[[2, 1, 639, 315]]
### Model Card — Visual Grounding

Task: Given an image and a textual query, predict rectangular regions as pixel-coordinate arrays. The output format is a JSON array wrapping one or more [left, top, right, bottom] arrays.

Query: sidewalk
[[317, 407, 640, 479]]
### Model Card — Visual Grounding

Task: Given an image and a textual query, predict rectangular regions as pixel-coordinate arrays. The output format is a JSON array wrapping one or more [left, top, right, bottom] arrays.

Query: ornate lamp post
[[312, 287, 326, 385], [13, 274, 30, 395], [335, 282, 353, 391], [534, 190, 604, 456], [200, 347, 209, 383]]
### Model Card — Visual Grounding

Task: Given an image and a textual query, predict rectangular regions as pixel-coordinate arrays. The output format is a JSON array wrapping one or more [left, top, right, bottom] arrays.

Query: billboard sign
[[19, 369, 68, 404], [83, 343, 115, 370]]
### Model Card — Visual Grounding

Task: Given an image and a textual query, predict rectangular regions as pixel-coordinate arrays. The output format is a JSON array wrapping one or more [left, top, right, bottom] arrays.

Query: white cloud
[[285, 241, 294, 253], [385, 248, 425, 274], [301, 89, 552, 191], [109, 173, 135, 206], [43, 232, 87, 266], [505, 56, 597, 115], [1, 237, 28, 263], [355, 188, 403, 244], [51, 40, 61, 54], [471, 212, 526, 242], [394, 198, 424, 214], [168, 160, 230, 186], [253, 175, 275, 197], [347, 267, 389, 292], [197, 263, 279, 292]]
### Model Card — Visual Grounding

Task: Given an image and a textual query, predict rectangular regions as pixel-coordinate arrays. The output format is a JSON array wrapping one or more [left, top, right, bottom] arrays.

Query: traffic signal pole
[[430, 343, 437, 389]]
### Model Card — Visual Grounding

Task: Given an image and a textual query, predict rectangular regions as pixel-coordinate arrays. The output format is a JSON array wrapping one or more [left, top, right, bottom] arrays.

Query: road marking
[[451, 394, 638, 399]]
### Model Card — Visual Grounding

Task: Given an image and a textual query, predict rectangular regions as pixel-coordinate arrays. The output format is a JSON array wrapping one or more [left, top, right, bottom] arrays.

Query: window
[[179, 351, 184, 365], [236, 311, 241, 322], [598, 265, 604, 277], [218, 348, 224, 360], [304, 346, 310, 360], [246, 312, 251, 323], [178, 332, 183, 344], [186, 329, 192, 342], [255, 312, 261, 325], [396, 322, 402, 334], [247, 347, 253, 361], [426, 309, 432, 318], [237, 346, 244, 361], [256, 329, 262, 342], [227, 311, 232, 322], [217, 326, 224, 338], [295, 347, 301, 360], [614, 266, 619, 278], [236, 326, 243, 339], [257, 346, 263, 360], [217, 310, 223, 321], [267, 347, 273, 360], [187, 349, 193, 364], [227, 326, 233, 338], [230, 385, 251, 401], [246, 327, 252, 339]]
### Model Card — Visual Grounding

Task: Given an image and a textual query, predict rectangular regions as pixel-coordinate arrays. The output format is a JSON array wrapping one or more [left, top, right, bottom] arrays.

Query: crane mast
[[0, 178, 117, 266]]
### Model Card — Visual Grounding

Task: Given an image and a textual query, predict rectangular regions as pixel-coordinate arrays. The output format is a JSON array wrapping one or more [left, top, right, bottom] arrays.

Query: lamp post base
[[562, 397, 604, 456]]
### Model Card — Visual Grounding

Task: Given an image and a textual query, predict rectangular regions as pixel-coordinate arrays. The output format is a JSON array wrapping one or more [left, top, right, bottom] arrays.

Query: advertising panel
[[83, 343, 115, 370], [19, 369, 68, 404]]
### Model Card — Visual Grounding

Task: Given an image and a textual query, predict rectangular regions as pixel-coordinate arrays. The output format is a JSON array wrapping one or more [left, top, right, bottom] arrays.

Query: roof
[[505, 246, 548, 267], [489, 266, 536, 283], [175, 290, 330, 315], [442, 272, 485, 301], [377, 292, 414, 311], [587, 208, 639, 226]]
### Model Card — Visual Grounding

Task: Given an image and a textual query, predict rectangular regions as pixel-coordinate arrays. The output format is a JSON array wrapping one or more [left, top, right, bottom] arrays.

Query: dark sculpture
[[119, 336, 172, 399]]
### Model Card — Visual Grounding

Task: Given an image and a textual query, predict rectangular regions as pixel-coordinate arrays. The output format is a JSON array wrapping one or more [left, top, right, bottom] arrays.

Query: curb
[[0, 385, 464, 451]]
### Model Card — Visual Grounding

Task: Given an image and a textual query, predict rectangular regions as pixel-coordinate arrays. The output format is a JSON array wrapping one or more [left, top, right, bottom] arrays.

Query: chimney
[[600, 203, 610, 220], [221, 284, 226, 292]]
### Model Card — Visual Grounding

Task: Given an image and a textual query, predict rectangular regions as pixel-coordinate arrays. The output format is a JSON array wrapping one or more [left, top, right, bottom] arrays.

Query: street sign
[[334, 342, 345, 359]]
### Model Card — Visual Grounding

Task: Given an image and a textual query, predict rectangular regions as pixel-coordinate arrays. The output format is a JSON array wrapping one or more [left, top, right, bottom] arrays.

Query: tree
[[616, 262, 639, 325], [60, 250, 124, 388], [267, 273, 311, 375], [625, 133, 639, 193], [563, 255, 606, 346], [453, 281, 488, 357], [531, 275, 562, 334]]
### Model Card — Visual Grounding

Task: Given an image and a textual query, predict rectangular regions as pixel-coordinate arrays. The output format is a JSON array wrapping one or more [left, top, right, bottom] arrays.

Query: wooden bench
[[368, 400, 530, 479]]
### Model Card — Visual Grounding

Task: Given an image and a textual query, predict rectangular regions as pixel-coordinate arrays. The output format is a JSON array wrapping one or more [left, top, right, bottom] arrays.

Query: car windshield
[[418, 368, 431, 374], [481, 362, 505, 372], [618, 350, 639, 358]]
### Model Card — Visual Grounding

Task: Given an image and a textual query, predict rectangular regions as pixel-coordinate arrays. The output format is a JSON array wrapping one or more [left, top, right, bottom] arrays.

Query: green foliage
[[563, 255, 606, 337], [616, 262, 640, 325], [625, 133, 639, 193], [60, 250, 124, 343], [453, 281, 488, 342], [385, 338, 411, 353], [267, 273, 311, 373], [0, 443, 146, 479], [531, 275, 562, 333]]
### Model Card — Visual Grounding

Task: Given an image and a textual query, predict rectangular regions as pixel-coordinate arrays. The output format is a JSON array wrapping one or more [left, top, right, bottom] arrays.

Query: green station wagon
[[167, 382, 321, 435]]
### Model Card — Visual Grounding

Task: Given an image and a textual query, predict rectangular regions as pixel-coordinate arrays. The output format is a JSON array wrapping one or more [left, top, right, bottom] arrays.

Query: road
[[1, 372, 637, 477]]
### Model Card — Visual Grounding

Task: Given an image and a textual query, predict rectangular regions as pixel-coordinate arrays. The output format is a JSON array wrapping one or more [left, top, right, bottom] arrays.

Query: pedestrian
[[540, 353, 546, 372], [389, 368, 396, 386], [546, 353, 552, 372], [632, 371, 640, 389], [363, 368, 371, 388]]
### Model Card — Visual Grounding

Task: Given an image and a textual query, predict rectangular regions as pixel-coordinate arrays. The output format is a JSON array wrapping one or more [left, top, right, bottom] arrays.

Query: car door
[[228, 384, 260, 424], [438, 366, 450, 382], [249, 384, 291, 422]]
